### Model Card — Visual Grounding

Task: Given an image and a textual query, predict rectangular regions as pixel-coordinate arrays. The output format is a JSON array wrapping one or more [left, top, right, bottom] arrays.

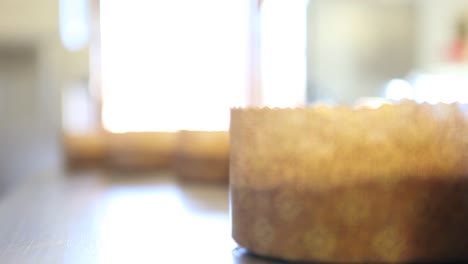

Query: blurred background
[[1, 0, 468, 262], [3, 0, 468, 191]]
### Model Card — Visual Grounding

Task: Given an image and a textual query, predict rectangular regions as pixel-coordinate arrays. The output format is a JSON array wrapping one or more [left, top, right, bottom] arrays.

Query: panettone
[[106, 132, 176, 170], [64, 133, 106, 167], [174, 130, 229, 183], [230, 102, 468, 263]]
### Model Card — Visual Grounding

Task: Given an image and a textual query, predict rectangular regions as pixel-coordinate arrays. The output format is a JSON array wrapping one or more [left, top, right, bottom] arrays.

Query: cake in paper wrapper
[[230, 101, 468, 263], [64, 133, 106, 167], [107, 132, 177, 169], [174, 131, 229, 183]]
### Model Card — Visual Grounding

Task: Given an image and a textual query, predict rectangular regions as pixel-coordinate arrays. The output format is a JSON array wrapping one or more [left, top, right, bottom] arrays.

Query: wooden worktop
[[0, 170, 277, 264]]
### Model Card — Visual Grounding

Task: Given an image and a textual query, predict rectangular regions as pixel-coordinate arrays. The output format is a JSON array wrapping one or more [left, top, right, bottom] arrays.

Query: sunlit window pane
[[260, 0, 308, 107], [100, 0, 249, 132]]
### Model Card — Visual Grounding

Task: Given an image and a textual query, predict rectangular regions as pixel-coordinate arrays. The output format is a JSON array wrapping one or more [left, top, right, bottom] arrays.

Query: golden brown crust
[[230, 102, 468, 262]]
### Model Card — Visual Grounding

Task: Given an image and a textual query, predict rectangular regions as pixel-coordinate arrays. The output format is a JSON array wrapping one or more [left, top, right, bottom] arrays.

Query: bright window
[[100, 0, 250, 132], [260, 0, 308, 107]]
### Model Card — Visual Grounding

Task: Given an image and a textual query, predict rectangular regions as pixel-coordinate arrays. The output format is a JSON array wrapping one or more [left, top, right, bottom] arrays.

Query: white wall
[[0, 0, 90, 194], [307, 0, 415, 103], [307, 0, 468, 104], [415, 0, 468, 69], [0, 0, 58, 41]]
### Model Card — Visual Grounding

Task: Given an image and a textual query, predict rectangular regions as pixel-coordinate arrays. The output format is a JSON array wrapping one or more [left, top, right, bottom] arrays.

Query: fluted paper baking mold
[[230, 102, 468, 263]]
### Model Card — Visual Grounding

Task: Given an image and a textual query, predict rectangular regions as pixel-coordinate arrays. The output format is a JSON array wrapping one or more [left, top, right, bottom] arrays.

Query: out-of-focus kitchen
[[1, 0, 468, 263]]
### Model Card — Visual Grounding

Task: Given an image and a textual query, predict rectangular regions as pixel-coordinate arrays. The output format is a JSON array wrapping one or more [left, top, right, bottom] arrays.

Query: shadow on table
[[232, 247, 468, 264]]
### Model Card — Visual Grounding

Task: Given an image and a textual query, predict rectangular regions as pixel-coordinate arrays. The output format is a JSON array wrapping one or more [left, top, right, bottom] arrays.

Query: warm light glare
[[412, 74, 468, 104], [100, 0, 249, 132], [354, 97, 389, 109], [384, 79, 413, 101], [384, 75, 468, 104]]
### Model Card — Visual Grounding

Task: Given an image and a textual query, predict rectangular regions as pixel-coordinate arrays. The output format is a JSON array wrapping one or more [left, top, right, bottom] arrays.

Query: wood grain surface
[[0, 170, 277, 264]]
